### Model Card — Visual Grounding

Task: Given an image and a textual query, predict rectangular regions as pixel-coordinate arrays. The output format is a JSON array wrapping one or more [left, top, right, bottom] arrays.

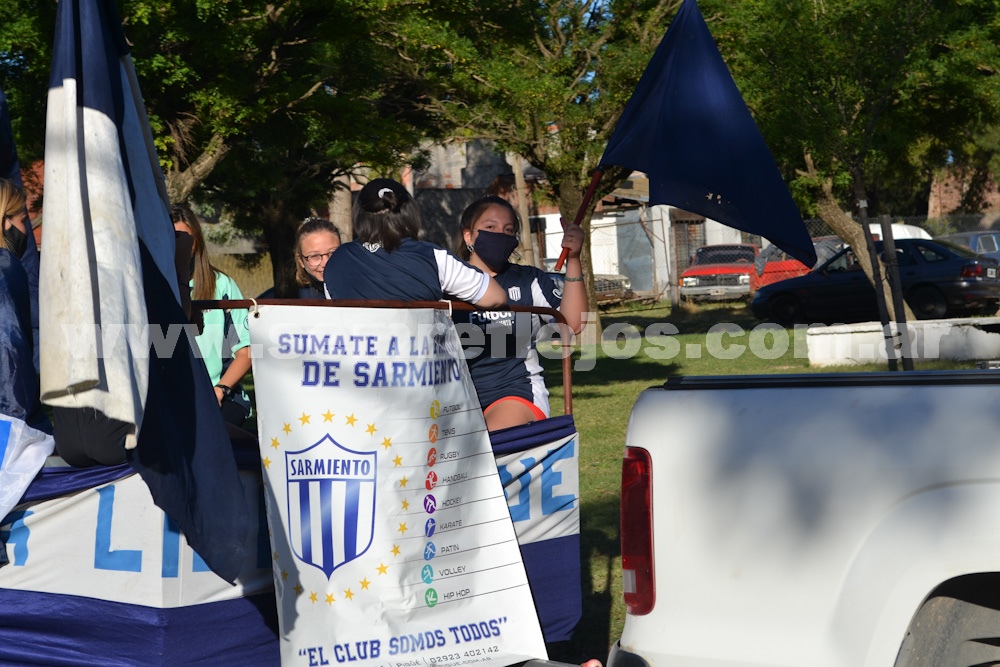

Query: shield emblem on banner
[[285, 435, 377, 579]]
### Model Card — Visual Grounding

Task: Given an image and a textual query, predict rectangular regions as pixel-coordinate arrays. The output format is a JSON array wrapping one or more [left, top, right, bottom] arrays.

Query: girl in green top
[[172, 205, 252, 427]]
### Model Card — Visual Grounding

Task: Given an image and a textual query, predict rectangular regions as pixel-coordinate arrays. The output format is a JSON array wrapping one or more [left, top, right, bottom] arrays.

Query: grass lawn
[[539, 300, 977, 663]]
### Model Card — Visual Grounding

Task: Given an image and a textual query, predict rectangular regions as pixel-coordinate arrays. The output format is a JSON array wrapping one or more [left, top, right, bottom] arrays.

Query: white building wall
[[703, 219, 743, 245], [648, 205, 673, 297]]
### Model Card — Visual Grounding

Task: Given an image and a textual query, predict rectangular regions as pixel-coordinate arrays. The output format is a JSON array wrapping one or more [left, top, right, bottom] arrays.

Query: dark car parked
[[751, 238, 1000, 325]]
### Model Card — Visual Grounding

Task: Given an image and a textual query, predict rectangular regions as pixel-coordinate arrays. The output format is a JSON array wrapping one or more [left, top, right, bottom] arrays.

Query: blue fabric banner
[[492, 416, 582, 643]]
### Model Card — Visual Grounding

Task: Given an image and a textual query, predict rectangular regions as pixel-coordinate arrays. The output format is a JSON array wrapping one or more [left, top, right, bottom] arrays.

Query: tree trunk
[[165, 133, 231, 204], [511, 154, 538, 268], [330, 175, 354, 242], [259, 203, 301, 298], [799, 154, 915, 321]]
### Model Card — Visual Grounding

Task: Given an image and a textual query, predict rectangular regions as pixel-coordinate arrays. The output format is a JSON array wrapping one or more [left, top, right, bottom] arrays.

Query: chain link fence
[[583, 211, 1000, 304], [801, 213, 1000, 239]]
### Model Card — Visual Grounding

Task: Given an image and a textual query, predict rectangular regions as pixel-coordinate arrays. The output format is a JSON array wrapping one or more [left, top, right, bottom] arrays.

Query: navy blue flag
[[39, 0, 249, 582], [0, 251, 54, 569], [599, 0, 817, 267], [0, 88, 41, 372]]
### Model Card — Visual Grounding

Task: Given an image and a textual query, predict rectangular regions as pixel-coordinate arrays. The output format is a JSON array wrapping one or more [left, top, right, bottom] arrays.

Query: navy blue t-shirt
[[325, 238, 489, 303], [454, 264, 562, 414]]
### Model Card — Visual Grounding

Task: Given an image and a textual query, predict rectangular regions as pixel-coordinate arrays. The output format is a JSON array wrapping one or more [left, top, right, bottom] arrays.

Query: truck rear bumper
[[607, 641, 650, 667]]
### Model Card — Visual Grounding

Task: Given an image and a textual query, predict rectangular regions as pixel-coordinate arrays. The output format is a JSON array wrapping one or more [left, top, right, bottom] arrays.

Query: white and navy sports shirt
[[324, 238, 490, 303], [454, 264, 562, 415]]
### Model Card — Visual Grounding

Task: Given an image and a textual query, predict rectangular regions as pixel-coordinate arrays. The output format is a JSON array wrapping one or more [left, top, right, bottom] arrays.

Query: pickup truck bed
[[610, 370, 1000, 667]]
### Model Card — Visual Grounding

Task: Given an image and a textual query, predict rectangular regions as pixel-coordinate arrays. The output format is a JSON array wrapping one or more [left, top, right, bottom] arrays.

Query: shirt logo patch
[[508, 286, 521, 301]]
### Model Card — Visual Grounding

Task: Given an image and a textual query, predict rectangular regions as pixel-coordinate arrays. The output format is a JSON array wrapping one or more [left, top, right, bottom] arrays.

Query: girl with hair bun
[[324, 178, 506, 307]]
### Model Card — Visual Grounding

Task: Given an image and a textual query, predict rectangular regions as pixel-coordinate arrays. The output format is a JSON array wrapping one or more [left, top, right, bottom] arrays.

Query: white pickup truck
[[609, 371, 1000, 667]]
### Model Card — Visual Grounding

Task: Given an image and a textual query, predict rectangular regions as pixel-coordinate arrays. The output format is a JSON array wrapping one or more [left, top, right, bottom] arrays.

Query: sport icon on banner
[[249, 305, 547, 667]]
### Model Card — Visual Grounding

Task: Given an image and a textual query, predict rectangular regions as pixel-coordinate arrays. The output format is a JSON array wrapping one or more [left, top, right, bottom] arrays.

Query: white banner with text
[[249, 305, 546, 667]]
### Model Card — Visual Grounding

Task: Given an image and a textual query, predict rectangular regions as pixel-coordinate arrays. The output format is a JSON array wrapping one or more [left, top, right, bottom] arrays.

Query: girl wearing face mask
[[1, 179, 29, 259], [171, 205, 254, 427], [454, 195, 586, 431]]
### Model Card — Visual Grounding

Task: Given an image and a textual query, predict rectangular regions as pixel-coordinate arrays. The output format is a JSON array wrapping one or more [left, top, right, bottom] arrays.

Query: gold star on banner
[[360, 578, 371, 590], [270, 437, 280, 450], [281, 570, 289, 581], [345, 414, 358, 426], [309, 592, 318, 604], [393, 455, 403, 467], [298, 412, 311, 426], [294, 584, 303, 595], [344, 588, 354, 601], [401, 499, 410, 511], [377, 563, 388, 575], [262, 457, 272, 469], [272, 551, 279, 561], [322, 410, 335, 422], [391, 545, 401, 557], [366, 423, 377, 435], [325, 593, 335, 605], [398, 522, 408, 535], [282, 423, 292, 435], [399, 476, 409, 488], [381, 437, 392, 450]]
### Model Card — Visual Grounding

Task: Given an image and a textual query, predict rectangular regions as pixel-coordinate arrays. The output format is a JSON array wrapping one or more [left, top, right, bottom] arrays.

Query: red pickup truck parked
[[679, 243, 759, 302]]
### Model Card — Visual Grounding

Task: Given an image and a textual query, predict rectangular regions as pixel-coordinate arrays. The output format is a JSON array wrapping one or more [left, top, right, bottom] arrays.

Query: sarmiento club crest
[[285, 435, 377, 578]]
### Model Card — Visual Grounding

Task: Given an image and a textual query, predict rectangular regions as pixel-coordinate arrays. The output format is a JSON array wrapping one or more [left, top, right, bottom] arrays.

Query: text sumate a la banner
[[249, 305, 547, 667]]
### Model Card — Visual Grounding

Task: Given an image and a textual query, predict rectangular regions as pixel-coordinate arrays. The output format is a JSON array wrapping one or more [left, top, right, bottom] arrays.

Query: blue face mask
[[473, 230, 519, 270]]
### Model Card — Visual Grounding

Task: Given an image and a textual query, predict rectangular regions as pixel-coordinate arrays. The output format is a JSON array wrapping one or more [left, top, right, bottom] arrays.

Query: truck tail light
[[621, 446, 654, 615], [961, 264, 983, 279]]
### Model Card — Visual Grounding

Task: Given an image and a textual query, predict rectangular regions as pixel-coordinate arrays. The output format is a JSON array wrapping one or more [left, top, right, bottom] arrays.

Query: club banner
[[0, 449, 278, 665], [491, 415, 582, 643], [249, 305, 547, 667]]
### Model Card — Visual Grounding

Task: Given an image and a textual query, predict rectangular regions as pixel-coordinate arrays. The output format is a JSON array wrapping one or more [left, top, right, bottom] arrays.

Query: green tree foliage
[[709, 0, 1000, 319], [377, 0, 683, 306], [0, 0, 58, 185], [0, 0, 431, 292], [122, 0, 426, 203], [711, 0, 1000, 218]]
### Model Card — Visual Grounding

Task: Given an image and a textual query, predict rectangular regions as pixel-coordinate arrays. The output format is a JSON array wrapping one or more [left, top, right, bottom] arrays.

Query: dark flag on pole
[[39, 0, 249, 582], [599, 0, 817, 267], [0, 88, 42, 372]]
